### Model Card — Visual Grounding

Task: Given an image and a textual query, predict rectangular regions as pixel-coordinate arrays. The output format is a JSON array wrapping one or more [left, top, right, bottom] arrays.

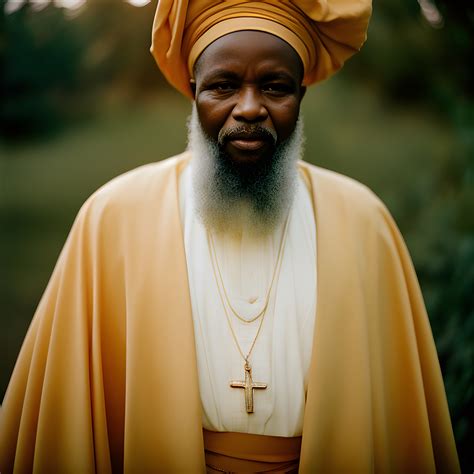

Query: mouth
[[228, 137, 268, 151], [221, 129, 276, 161]]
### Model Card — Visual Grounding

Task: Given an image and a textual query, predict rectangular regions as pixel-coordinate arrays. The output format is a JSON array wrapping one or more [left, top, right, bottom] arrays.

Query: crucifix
[[230, 362, 267, 413]]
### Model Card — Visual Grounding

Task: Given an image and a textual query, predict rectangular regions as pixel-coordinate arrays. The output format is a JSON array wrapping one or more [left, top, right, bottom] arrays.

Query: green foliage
[[1, 1, 164, 142], [1, 4, 85, 140], [426, 236, 474, 471], [343, 6, 474, 468]]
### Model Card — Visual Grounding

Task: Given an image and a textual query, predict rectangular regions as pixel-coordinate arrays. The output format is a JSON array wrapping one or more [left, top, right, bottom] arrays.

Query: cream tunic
[[180, 161, 317, 437]]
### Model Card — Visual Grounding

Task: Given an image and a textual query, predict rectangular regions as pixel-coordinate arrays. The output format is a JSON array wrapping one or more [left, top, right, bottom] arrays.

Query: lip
[[229, 138, 268, 151]]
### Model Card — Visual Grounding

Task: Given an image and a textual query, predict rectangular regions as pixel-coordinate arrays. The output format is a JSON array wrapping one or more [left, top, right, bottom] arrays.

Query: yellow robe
[[0, 153, 460, 473]]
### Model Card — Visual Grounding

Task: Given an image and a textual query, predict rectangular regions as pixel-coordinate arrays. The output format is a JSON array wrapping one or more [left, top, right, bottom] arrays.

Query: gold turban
[[151, 0, 372, 98]]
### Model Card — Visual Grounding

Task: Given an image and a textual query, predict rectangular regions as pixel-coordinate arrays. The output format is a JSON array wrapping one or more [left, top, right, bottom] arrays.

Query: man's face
[[192, 30, 306, 169]]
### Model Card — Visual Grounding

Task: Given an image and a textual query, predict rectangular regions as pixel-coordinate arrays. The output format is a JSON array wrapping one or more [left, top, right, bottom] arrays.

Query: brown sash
[[203, 429, 301, 473]]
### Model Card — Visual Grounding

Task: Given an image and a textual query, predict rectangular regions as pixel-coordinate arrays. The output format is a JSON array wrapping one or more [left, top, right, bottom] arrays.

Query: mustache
[[217, 125, 277, 146]]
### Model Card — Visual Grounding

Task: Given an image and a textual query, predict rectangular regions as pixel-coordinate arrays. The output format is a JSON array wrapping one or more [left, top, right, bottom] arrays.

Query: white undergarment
[[179, 161, 317, 437]]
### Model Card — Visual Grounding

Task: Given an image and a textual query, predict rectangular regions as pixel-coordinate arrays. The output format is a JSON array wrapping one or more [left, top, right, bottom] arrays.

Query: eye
[[209, 81, 237, 93], [262, 82, 294, 96]]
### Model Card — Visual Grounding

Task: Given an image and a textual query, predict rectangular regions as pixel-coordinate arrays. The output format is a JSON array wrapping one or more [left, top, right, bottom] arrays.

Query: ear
[[190, 79, 197, 99]]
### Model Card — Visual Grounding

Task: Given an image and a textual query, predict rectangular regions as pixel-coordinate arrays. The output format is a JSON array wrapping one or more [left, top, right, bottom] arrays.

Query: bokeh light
[[4, 0, 153, 14]]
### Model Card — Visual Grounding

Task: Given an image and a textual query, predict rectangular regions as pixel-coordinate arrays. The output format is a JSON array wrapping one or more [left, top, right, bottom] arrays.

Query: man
[[0, 0, 460, 472]]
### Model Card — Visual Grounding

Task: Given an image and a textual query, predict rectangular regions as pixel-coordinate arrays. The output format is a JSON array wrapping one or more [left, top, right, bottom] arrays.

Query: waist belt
[[203, 428, 302, 473]]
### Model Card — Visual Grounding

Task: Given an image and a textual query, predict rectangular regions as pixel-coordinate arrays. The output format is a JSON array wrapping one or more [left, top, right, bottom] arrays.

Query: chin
[[223, 147, 276, 174]]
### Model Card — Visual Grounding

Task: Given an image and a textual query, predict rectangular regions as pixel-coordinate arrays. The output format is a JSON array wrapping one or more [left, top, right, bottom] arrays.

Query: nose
[[232, 86, 268, 123]]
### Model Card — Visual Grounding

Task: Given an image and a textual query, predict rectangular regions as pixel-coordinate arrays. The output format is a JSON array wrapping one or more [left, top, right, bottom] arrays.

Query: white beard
[[187, 104, 305, 236]]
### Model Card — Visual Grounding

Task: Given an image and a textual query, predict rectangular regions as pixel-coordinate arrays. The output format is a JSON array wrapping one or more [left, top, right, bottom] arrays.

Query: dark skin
[[191, 31, 306, 167]]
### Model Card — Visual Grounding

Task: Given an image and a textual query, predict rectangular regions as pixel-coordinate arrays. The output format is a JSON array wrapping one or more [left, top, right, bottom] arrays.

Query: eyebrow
[[201, 69, 297, 84], [201, 69, 241, 82], [259, 71, 297, 83]]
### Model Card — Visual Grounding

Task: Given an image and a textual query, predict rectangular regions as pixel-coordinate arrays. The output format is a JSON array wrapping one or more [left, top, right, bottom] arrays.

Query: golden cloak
[[0, 153, 460, 473]]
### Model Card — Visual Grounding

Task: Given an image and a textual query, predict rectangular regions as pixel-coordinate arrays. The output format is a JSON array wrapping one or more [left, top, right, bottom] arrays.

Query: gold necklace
[[207, 215, 290, 413], [208, 214, 290, 324]]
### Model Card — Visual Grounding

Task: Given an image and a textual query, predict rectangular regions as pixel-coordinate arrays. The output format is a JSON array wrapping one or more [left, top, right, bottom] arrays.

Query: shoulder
[[298, 160, 398, 243], [91, 152, 189, 205], [69, 152, 190, 237], [299, 161, 383, 207], [299, 160, 390, 218], [77, 152, 189, 223]]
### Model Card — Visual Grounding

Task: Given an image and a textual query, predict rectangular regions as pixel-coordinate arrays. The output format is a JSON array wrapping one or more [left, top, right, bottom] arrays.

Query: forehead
[[194, 30, 304, 80]]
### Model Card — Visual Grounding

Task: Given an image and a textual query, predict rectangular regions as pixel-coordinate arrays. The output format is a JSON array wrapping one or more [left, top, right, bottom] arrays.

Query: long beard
[[187, 104, 305, 235]]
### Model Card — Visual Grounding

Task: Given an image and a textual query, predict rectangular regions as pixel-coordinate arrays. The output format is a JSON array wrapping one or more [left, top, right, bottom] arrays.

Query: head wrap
[[151, 0, 372, 98]]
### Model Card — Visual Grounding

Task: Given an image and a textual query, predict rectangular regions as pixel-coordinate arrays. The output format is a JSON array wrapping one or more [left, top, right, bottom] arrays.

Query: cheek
[[269, 100, 301, 140], [196, 96, 234, 140], [196, 92, 235, 140]]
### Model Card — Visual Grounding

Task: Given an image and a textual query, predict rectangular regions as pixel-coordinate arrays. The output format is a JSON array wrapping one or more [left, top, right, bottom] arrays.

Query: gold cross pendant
[[230, 362, 267, 413]]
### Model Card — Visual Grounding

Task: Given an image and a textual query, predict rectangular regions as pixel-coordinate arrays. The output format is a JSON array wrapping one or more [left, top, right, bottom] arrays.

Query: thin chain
[[208, 214, 290, 324], [207, 214, 290, 363]]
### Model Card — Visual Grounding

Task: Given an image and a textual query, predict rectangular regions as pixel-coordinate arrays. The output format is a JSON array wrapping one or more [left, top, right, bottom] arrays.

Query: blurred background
[[0, 0, 472, 470]]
